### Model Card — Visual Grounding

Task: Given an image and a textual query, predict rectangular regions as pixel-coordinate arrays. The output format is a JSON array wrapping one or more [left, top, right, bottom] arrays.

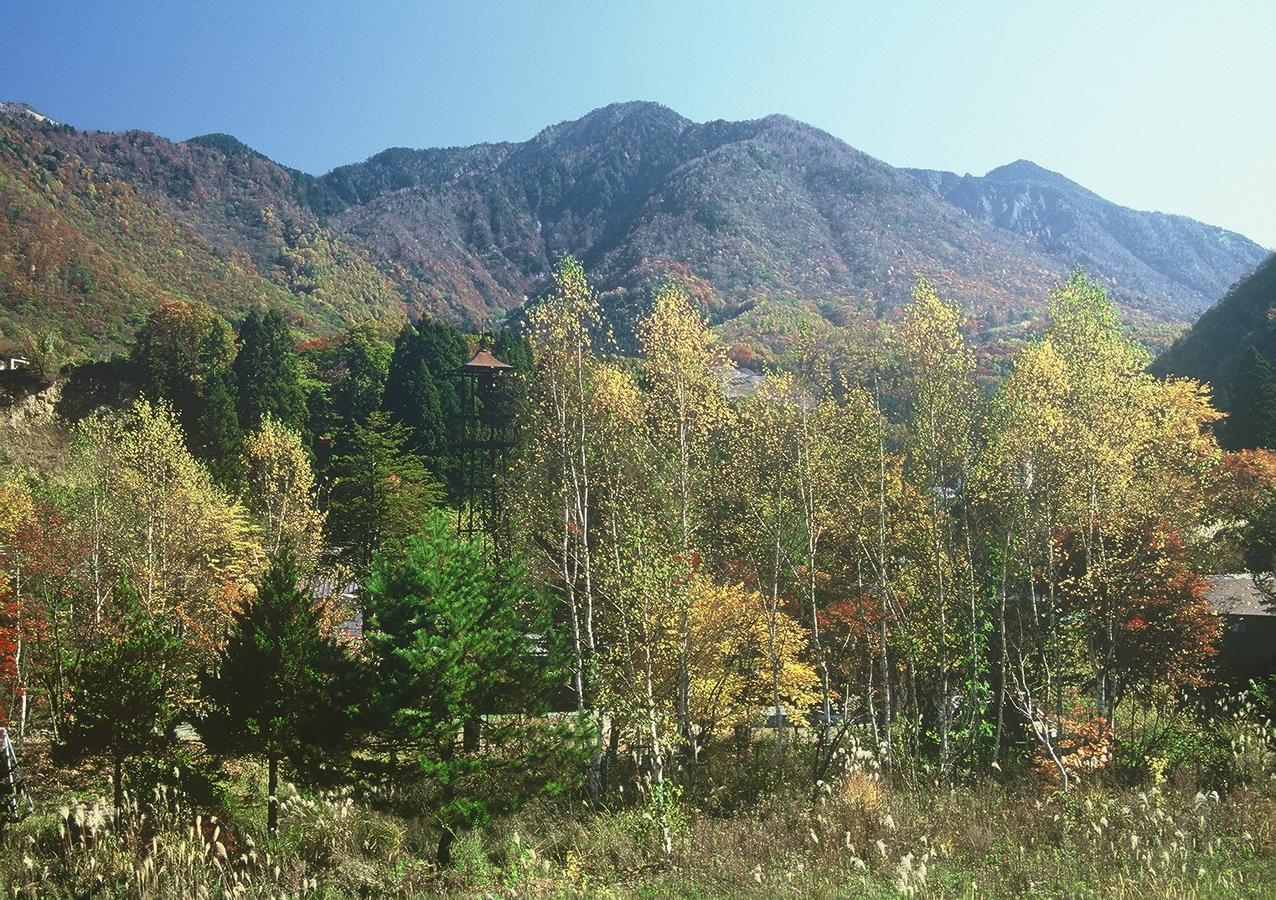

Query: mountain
[[0, 100, 1265, 366], [0, 108, 407, 363], [318, 103, 1079, 336], [908, 161, 1268, 317], [1151, 252, 1276, 410]]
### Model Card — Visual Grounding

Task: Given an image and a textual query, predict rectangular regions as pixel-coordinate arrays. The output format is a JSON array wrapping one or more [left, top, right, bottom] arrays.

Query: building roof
[[1205, 575, 1274, 617], [457, 349, 514, 372]]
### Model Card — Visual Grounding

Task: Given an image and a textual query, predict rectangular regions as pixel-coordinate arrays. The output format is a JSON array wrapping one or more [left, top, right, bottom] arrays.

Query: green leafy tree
[[234, 307, 307, 434], [486, 329, 532, 434], [305, 325, 393, 478], [55, 585, 183, 826], [1228, 346, 1276, 450], [326, 412, 442, 574], [322, 325, 393, 429], [131, 300, 242, 480], [363, 511, 585, 865], [200, 553, 354, 836]]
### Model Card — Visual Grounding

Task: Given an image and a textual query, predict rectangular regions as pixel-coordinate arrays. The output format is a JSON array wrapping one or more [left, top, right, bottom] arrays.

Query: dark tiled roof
[[1205, 575, 1273, 617]]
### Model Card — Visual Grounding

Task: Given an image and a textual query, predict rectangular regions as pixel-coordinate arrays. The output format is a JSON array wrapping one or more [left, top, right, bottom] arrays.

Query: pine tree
[[195, 367, 244, 488], [382, 318, 466, 460], [234, 307, 306, 434], [55, 585, 183, 827], [1228, 346, 1276, 450], [326, 412, 442, 573], [200, 552, 354, 836], [363, 511, 582, 865]]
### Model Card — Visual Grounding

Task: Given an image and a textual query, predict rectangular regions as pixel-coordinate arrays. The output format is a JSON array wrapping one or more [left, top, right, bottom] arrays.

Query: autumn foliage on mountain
[[1, 102, 1267, 373]]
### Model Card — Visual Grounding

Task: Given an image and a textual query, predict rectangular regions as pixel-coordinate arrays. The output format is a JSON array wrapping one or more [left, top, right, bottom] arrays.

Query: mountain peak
[[532, 101, 688, 146], [984, 159, 1077, 190], [913, 158, 1266, 314], [185, 132, 268, 160]]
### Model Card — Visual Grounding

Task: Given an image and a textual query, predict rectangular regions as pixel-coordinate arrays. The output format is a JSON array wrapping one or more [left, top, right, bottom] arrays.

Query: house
[[314, 574, 362, 642], [1205, 575, 1276, 685]]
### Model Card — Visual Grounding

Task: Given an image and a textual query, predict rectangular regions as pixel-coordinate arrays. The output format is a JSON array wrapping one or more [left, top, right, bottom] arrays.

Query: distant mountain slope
[[317, 103, 1076, 333], [0, 111, 406, 362], [0, 117, 291, 361], [908, 160, 1268, 317], [1151, 252, 1276, 408], [0, 100, 1266, 365]]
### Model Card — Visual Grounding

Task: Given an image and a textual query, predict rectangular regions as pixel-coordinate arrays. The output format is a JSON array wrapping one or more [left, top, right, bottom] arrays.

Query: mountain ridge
[[0, 99, 1265, 366], [906, 159, 1265, 316]]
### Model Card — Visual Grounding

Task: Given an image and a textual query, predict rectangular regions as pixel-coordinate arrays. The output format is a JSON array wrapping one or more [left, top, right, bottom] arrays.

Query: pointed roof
[[456, 348, 514, 373]]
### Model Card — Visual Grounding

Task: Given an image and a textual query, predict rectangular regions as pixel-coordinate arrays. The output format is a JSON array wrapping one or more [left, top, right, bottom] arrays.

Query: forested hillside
[[1153, 254, 1276, 405], [0, 109, 406, 365], [1, 101, 1266, 372]]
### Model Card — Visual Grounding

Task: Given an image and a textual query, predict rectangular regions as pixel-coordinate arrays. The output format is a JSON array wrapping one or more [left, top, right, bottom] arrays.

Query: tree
[[1228, 346, 1276, 450], [723, 373, 805, 766], [1056, 525, 1220, 706], [522, 256, 605, 716], [234, 307, 307, 434], [382, 318, 467, 463], [318, 324, 393, 430], [683, 577, 819, 742], [304, 325, 394, 481], [241, 417, 325, 570], [68, 400, 262, 656], [977, 272, 1222, 753], [131, 300, 242, 481], [363, 512, 582, 865], [197, 367, 244, 487], [200, 553, 353, 836], [637, 283, 727, 761], [894, 276, 984, 775], [55, 585, 183, 826], [326, 411, 442, 574]]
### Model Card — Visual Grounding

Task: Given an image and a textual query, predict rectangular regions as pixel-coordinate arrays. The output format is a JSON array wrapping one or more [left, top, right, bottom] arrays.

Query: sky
[[5, 1, 1274, 247]]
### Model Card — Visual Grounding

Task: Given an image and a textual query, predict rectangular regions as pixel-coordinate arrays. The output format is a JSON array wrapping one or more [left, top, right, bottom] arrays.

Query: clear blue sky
[[6, 1, 1274, 247]]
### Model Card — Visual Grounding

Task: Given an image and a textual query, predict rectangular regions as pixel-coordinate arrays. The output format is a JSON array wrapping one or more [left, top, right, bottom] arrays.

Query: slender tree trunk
[[113, 752, 124, 830], [438, 732, 458, 866], [768, 528, 785, 770], [267, 752, 279, 837], [602, 718, 620, 794], [562, 498, 585, 712], [874, 390, 893, 765], [643, 634, 672, 857]]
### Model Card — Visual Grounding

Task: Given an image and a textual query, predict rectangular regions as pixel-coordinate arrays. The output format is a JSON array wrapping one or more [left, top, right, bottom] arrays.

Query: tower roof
[[456, 348, 514, 373]]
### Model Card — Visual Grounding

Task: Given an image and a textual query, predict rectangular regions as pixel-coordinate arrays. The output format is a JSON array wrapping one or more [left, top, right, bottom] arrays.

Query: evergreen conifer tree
[[1229, 346, 1276, 449], [131, 300, 243, 478], [55, 585, 183, 827], [382, 318, 468, 480], [363, 511, 584, 865], [234, 307, 307, 433], [195, 367, 244, 487], [326, 412, 442, 574], [200, 552, 354, 836]]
